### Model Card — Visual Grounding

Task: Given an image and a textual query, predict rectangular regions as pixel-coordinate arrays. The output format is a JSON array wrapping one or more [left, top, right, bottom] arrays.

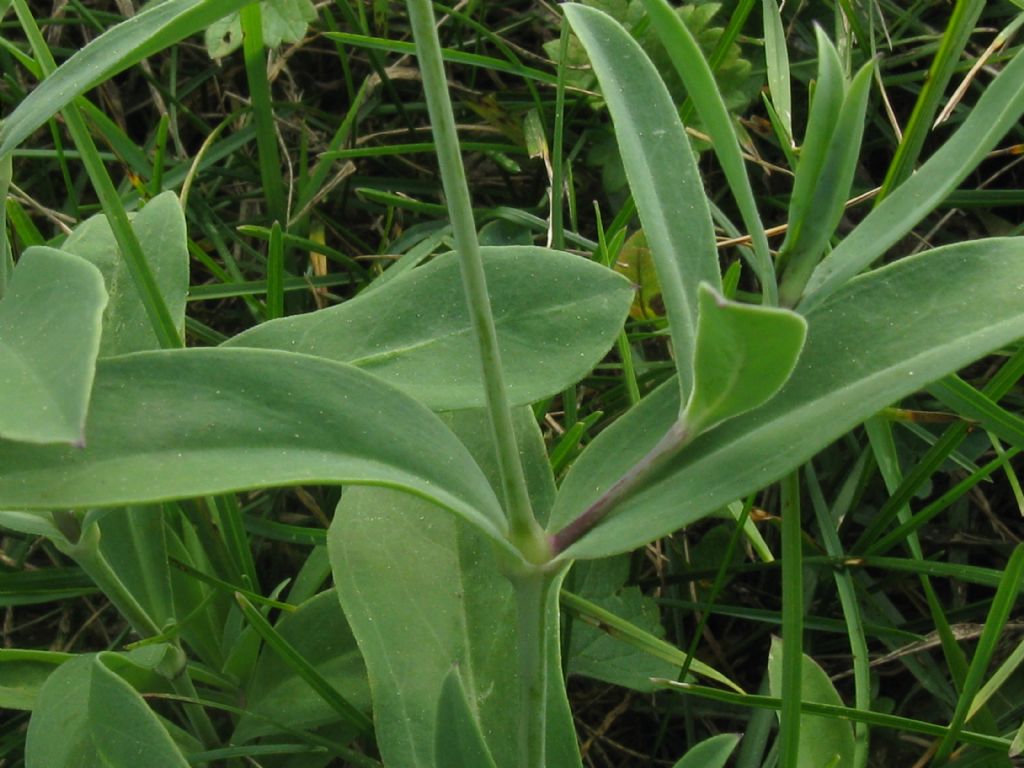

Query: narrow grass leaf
[[935, 542, 1024, 762], [234, 592, 372, 736], [265, 221, 285, 320], [672, 733, 740, 768], [0, 247, 106, 444], [0, 348, 509, 546], [681, 284, 806, 435], [0, 0, 259, 159], [559, 588, 740, 692], [802, 44, 1024, 311], [927, 374, 1024, 449], [323, 31, 557, 85], [564, 3, 721, 400], [227, 247, 632, 410], [434, 668, 499, 768], [761, 0, 791, 142], [639, 0, 776, 302], [767, 636, 856, 768], [233, 590, 370, 743], [549, 238, 1024, 559], [664, 682, 1011, 752], [876, 0, 986, 198]]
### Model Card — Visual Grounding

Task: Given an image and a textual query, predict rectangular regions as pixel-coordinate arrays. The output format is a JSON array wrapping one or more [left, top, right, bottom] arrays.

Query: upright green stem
[[405, 0, 545, 559], [12, 0, 182, 349], [240, 3, 288, 225], [514, 571, 549, 768], [779, 471, 803, 768]]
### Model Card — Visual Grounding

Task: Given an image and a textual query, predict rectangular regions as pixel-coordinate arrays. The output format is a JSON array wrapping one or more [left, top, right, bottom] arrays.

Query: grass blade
[[234, 592, 373, 735], [934, 543, 1024, 762], [0, 0, 258, 159], [802, 43, 1024, 310]]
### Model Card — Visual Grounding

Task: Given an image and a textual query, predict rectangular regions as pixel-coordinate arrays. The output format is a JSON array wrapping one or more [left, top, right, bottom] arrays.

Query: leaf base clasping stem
[[551, 420, 689, 555]]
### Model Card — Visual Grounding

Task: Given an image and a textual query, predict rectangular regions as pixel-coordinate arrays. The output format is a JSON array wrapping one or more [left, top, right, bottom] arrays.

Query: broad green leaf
[[329, 409, 580, 768], [638, 0, 776, 302], [802, 43, 1024, 311], [227, 246, 632, 410], [564, 3, 721, 400], [205, 0, 317, 58], [234, 590, 370, 744], [25, 653, 189, 768], [549, 238, 1024, 559], [0, 348, 508, 546], [681, 284, 806, 435], [0, 247, 106, 444], [767, 637, 856, 767], [63, 192, 188, 357], [434, 668, 499, 768], [779, 56, 875, 306], [0, 649, 69, 710], [0, 0, 258, 160], [672, 732, 740, 768]]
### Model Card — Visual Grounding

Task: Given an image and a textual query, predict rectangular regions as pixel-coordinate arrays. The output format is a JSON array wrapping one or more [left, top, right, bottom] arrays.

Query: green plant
[[2, 1, 1024, 767]]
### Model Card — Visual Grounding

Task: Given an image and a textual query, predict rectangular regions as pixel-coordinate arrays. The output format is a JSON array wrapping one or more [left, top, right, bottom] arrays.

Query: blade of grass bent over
[[0, 0, 259, 160], [875, 0, 986, 201]]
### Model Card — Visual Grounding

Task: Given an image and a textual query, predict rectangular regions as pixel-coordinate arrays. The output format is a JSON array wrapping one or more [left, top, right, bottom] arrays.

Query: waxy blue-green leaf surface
[[63, 191, 188, 357], [0, 348, 508, 545], [227, 246, 632, 410], [25, 653, 189, 768], [329, 409, 579, 768], [638, 0, 776, 301], [564, 3, 721, 400], [779, 45, 875, 306], [681, 284, 806, 434], [550, 238, 1024, 559], [434, 668, 499, 768], [0, 247, 106, 444]]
